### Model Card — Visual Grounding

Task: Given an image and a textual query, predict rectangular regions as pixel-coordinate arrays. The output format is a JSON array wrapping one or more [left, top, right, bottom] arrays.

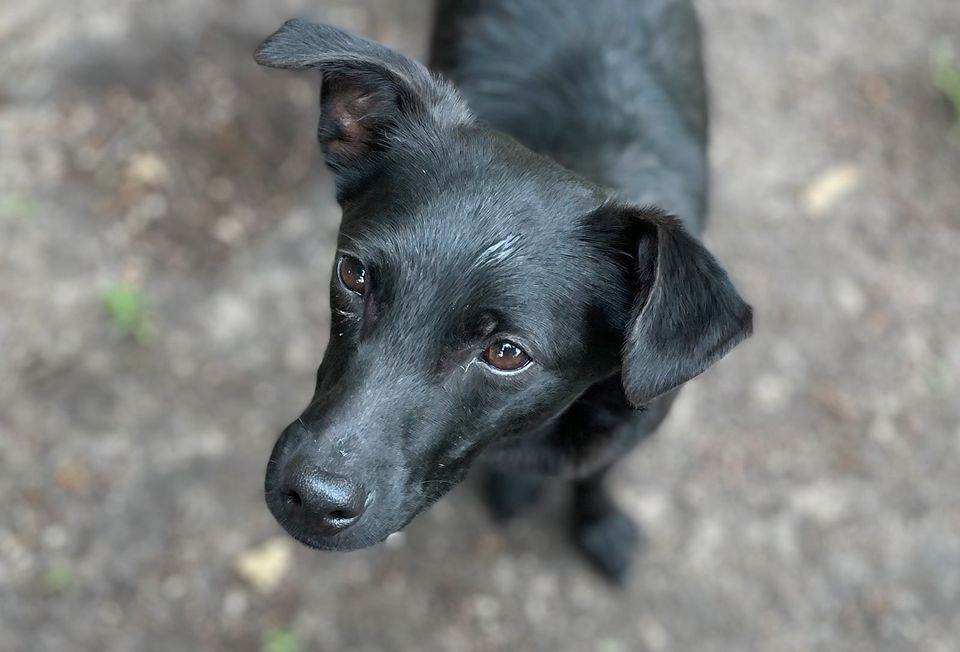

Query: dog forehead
[[399, 193, 583, 285], [475, 233, 523, 266], [391, 225, 537, 299], [338, 134, 608, 322], [392, 221, 596, 347], [348, 164, 590, 266]]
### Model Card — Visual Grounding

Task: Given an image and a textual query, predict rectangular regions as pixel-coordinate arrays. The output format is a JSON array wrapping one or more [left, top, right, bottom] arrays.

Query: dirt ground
[[2, 1, 959, 651]]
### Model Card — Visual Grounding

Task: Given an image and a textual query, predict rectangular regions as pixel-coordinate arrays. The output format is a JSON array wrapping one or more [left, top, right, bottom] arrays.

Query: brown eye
[[338, 255, 367, 295], [482, 341, 531, 372]]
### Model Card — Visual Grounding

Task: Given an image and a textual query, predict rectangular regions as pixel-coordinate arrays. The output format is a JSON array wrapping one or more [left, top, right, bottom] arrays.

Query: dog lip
[[279, 520, 396, 552], [283, 528, 343, 551]]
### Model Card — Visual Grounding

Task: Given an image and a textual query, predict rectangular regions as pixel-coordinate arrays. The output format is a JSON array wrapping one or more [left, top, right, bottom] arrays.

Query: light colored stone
[[232, 537, 293, 594], [802, 163, 863, 217], [751, 374, 793, 412], [832, 277, 867, 317], [790, 482, 850, 524]]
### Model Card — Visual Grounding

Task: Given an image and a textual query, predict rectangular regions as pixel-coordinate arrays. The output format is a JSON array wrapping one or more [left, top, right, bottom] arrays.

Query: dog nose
[[278, 460, 368, 534]]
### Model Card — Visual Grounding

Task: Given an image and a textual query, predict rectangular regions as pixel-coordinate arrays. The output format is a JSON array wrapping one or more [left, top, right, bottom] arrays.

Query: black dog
[[257, 0, 751, 582]]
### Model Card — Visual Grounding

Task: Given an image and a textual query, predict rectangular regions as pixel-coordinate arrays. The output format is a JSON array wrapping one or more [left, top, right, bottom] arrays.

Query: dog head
[[257, 20, 751, 550]]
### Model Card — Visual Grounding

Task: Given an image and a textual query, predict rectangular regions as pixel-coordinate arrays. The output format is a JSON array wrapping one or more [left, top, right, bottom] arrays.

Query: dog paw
[[484, 469, 544, 522], [573, 507, 643, 584]]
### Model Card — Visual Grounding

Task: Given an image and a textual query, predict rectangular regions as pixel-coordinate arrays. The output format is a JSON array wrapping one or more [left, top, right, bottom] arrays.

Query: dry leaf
[[233, 537, 292, 594], [55, 459, 92, 496], [802, 163, 863, 217], [126, 152, 170, 188]]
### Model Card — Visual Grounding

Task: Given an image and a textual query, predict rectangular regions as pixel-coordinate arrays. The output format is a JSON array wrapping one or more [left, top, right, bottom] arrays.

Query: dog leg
[[572, 468, 642, 584], [484, 468, 544, 522]]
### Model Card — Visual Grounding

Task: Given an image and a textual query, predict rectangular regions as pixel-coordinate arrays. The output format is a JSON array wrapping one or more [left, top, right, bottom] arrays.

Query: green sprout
[[102, 282, 153, 341], [930, 39, 960, 142], [261, 627, 301, 652], [40, 560, 74, 594], [928, 360, 950, 393], [0, 192, 36, 221], [597, 639, 625, 652]]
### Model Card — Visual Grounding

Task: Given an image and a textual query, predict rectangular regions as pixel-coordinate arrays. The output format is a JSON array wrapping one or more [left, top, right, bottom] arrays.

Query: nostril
[[275, 462, 368, 533], [283, 490, 302, 507]]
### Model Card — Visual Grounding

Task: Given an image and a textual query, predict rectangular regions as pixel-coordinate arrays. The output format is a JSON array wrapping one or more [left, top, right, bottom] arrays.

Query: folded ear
[[609, 206, 752, 406], [255, 19, 471, 199]]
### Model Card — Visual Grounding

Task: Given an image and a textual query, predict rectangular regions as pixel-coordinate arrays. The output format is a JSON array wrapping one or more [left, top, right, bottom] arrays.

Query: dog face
[[257, 20, 751, 550]]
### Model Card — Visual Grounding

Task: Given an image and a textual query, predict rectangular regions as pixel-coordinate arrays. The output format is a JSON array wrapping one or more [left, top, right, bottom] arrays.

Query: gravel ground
[[2, 1, 959, 651]]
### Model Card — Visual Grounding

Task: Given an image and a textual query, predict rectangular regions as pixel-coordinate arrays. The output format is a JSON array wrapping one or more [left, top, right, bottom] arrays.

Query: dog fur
[[257, 0, 751, 583]]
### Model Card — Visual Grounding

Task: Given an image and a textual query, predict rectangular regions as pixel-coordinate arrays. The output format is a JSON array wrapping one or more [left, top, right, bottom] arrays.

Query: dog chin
[[271, 507, 415, 552], [283, 527, 387, 551]]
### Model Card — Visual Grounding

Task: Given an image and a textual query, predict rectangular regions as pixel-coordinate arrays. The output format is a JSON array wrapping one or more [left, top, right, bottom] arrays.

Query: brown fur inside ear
[[319, 78, 398, 164], [254, 19, 472, 199]]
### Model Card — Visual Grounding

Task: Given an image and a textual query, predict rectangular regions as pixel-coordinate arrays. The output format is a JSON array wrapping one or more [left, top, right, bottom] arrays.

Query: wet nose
[[278, 459, 368, 535]]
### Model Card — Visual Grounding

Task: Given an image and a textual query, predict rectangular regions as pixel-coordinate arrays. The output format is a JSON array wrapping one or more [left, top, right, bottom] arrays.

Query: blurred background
[[1, 0, 959, 650]]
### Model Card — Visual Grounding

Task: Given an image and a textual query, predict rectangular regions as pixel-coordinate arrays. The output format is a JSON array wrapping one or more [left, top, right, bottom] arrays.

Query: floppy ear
[[610, 206, 752, 406], [255, 19, 471, 199]]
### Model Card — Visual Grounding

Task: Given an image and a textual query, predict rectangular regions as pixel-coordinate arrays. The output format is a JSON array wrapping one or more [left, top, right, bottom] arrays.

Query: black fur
[[256, 0, 751, 583]]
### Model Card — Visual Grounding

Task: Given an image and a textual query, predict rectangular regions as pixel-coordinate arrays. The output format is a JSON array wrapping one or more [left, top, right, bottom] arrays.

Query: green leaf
[[102, 282, 153, 341], [40, 560, 74, 594], [261, 627, 301, 652], [0, 192, 36, 221], [597, 639, 624, 652], [930, 39, 960, 137]]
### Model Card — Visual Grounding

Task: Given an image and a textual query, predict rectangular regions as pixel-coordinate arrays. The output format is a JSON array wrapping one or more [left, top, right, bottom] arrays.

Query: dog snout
[[277, 458, 369, 535]]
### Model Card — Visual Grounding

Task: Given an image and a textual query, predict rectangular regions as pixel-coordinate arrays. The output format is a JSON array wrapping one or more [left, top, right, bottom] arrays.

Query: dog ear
[[602, 205, 752, 406], [255, 19, 471, 199]]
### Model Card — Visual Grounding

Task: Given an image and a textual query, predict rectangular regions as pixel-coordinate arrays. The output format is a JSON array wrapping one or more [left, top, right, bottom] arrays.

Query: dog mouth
[[266, 500, 416, 552], [268, 513, 392, 551]]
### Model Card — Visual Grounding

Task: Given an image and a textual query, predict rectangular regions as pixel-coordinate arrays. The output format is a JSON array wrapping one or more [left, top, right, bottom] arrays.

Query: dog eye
[[482, 341, 531, 372], [338, 255, 367, 295]]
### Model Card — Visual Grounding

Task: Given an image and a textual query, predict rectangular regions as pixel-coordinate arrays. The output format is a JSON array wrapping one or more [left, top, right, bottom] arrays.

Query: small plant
[[930, 39, 960, 142], [102, 282, 152, 341], [0, 192, 36, 221], [597, 639, 625, 652], [261, 627, 301, 652], [40, 560, 74, 594]]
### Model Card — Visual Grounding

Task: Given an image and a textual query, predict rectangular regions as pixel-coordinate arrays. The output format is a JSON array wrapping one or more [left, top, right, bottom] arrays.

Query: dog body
[[432, 0, 709, 230], [258, 0, 750, 582]]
